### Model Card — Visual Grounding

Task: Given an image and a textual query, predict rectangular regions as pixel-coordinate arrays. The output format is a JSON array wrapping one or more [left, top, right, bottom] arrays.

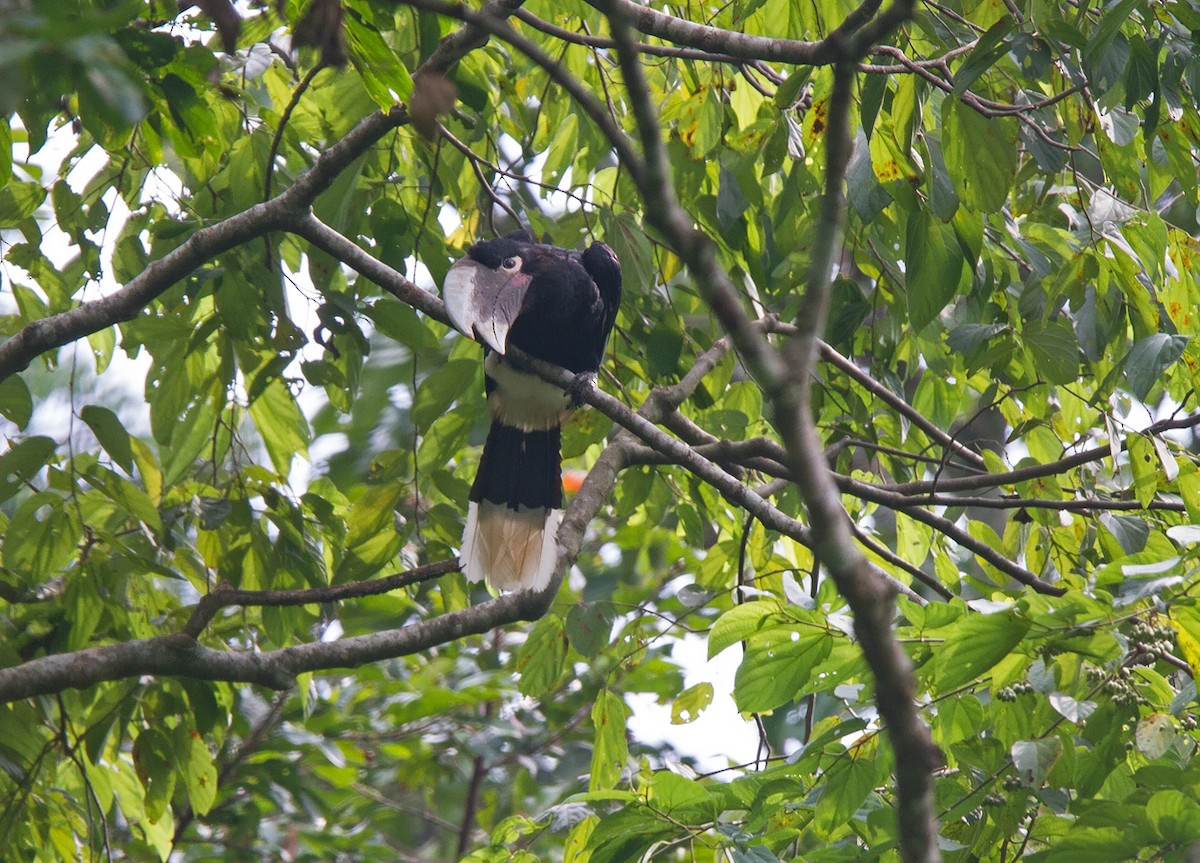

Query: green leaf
[[1024, 829, 1143, 863], [177, 726, 218, 816], [1146, 789, 1200, 843], [1011, 736, 1061, 787], [932, 611, 1030, 693], [1128, 434, 1159, 508], [814, 755, 876, 833], [942, 98, 1018, 213], [0, 121, 11, 186], [0, 180, 47, 227], [86, 466, 162, 534], [734, 628, 832, 713], [1125, 35, 1158, 111], [515, 615, 567, 697], [367, 299, 442, 351], [343, 2, 414, 108], [708, 600, 788, 658], [0, 375, 33, 429], [590, 689, 629, 792], [566, 602, 616, 658], [905, 208, 965, 330], [1023, 318, 1080, 384], [952, 19, 1015, 99], [81, 405, 135, 473], [0, 435, 57, 503], [773, 68, 812, 108], [646, 771, 715, 824], [132, 728, 176, 823], [247, 378, 311, 474], [670, 682, 714, 725], [1124, 334, 1188, 401], [411, 358, 477, 429]]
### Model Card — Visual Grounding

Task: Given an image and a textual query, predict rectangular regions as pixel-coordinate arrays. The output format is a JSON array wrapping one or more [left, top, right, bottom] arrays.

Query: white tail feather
[[461, 501, 563, 592]]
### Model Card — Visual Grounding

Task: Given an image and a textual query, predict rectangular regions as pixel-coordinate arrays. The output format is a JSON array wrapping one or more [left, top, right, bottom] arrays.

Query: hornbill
[[442, 230, 622, 592]]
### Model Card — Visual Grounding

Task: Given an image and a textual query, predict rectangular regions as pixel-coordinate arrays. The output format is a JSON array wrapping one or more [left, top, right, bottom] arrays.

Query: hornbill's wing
[[443, 257, 532, 356]]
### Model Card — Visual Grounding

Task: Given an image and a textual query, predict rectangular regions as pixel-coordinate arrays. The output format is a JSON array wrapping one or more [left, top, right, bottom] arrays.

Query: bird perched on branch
[[442, 230, 622, 592]]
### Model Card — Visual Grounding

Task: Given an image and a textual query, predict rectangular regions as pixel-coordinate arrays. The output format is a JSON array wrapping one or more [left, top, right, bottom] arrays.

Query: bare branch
[[291, 213, 446, 323], [181, 559, 459, 638], [514, 7, 746, 65], [813, 337, 988, 470]]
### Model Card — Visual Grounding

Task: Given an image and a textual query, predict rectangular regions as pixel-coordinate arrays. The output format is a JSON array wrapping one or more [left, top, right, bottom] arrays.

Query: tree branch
[[0, 0, 530, 383], [596, 2, 941, 860], [181, 559, 460, 638]]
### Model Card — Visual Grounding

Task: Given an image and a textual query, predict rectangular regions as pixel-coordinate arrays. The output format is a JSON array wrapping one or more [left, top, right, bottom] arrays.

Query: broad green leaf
[[905, 208, 965, 330], [81, 404, 135, 473], [708, 600, 788, 658], [1023, 318, 1080, 384], [590, 689, 629, 792], [247, 378, 311, 474], [411, 357, 477, 429], [814, 754, 877, 834], [0, 371, 32, 429], [932, 612, 1031, 692], [585, 806, 673, 863], [177, 726, 218, 816], [1128, 434, 1159, 508], [646, 772, 715, 824], [515, 614, 567, 697], [133, 729, 177, 823], [1170, 607, 1200, 679], [367, 298, 443, 350], [1124, 333, 1188, 401], [952, 19, 1015, 98], [773, 68, 812, 108], [1146, 789, 1200, 843], [343, 2, 413, 107], [734, 629, 832, 713], [566, 602, 617, 658], [942, 98, 1018, 213], [1011, 736, 1061, 787], [4, 492, 82, 576], [0, 435, 56, 503], [0, 180, 47, 226]]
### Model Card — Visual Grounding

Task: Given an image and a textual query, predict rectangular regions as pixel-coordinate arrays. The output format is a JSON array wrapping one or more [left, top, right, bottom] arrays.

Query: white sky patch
[[626, 633, 760, 773]]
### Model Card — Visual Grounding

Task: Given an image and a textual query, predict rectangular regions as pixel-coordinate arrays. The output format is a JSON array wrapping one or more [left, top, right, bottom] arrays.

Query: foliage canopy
[[4, 0, 1200, 861]]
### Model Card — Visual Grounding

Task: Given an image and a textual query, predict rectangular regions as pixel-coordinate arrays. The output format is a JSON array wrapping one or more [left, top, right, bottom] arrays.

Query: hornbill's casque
[[443, 230, 622, 592]]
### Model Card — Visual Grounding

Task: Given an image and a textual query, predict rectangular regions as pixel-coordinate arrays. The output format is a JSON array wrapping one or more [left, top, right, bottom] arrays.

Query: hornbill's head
[[443, 230, 622, 368], [443, 230, 537, 355]]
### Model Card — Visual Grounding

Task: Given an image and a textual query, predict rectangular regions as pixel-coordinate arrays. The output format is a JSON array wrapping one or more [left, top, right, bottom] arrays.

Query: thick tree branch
[[0, 563, 534, 703], [514, 7, 746, 65], [597, 3, 941, 861], [588, 0, 832, 65]]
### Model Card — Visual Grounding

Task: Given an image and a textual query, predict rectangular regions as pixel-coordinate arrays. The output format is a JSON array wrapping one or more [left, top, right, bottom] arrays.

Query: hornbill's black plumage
[[443, 230, 622, 592]]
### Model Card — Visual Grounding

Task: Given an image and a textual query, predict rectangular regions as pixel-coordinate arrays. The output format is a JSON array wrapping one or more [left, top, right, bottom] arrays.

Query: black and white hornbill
[[442, 230, 622, 592]]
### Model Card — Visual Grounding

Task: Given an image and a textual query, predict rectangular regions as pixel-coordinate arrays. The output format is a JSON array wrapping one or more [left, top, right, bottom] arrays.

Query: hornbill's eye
[[500, 256, 521, 272]]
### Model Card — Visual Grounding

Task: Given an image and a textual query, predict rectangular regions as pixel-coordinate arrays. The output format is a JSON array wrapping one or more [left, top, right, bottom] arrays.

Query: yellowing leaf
[[1170, 607, 1200, 679], [670, 682, 714, 725]]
